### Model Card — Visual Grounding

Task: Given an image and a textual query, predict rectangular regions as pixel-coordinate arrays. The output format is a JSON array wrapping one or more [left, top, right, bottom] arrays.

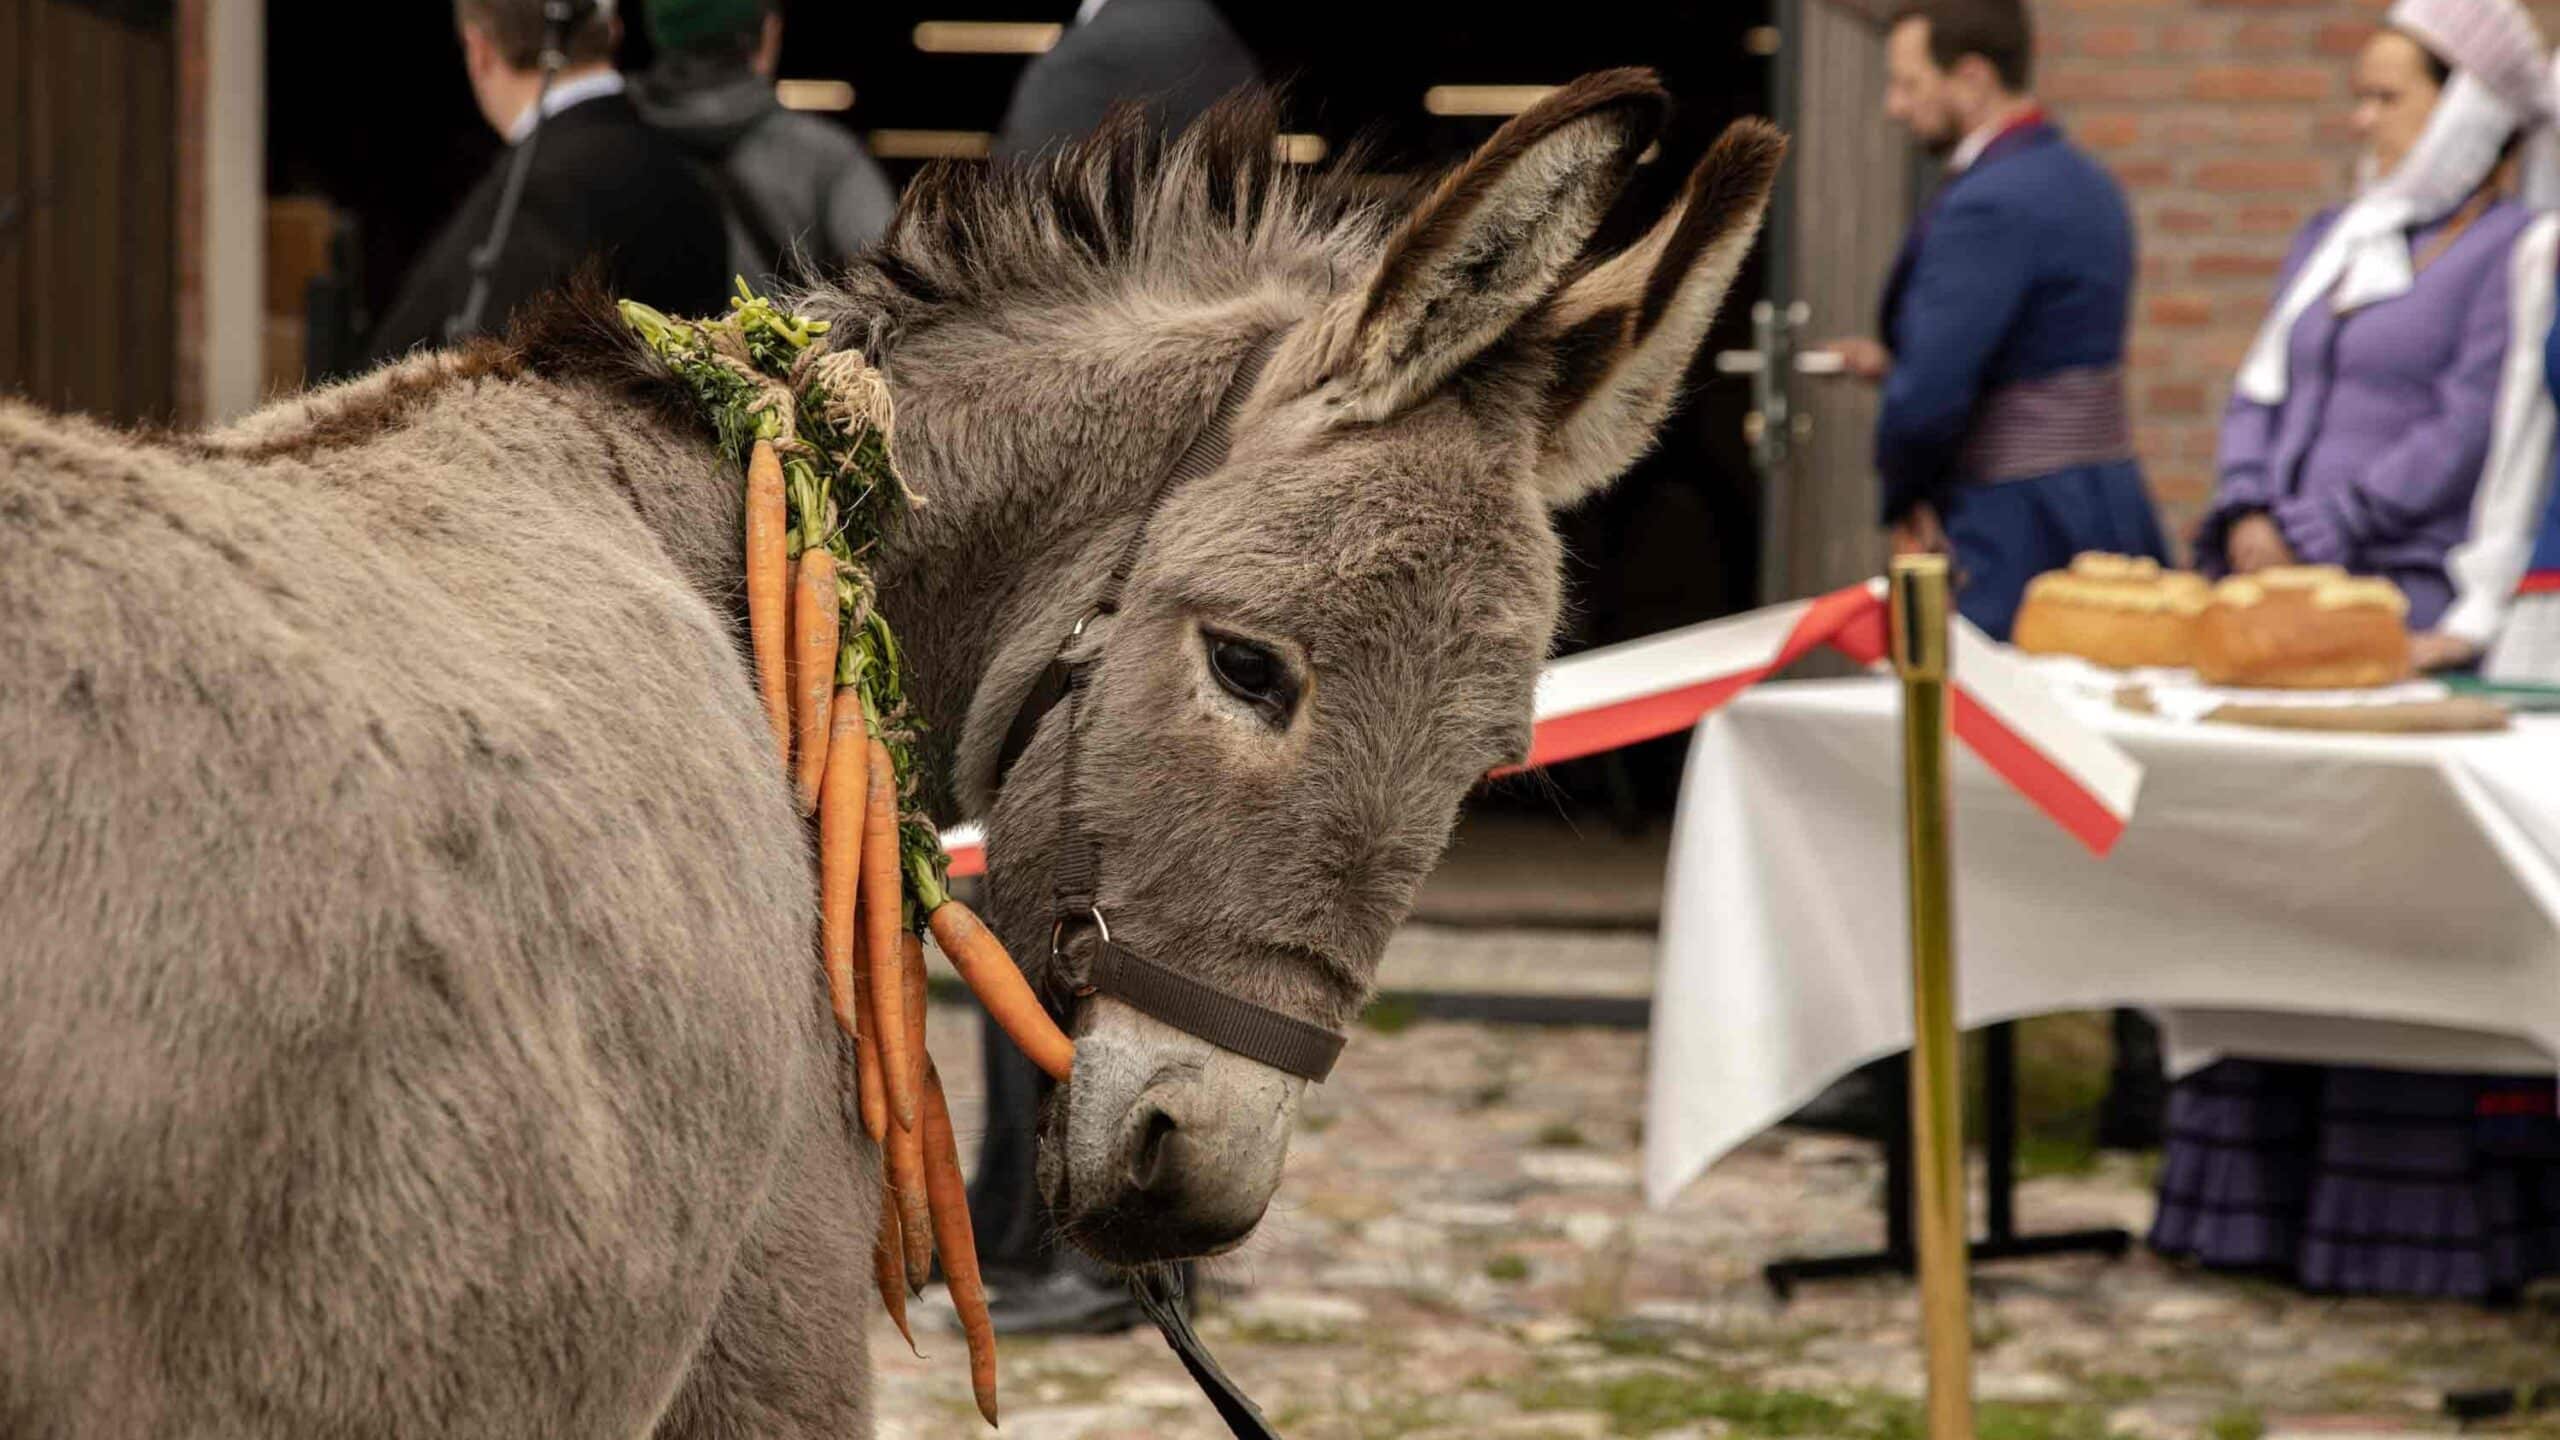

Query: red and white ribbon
[[943, 579, 2143, 876]]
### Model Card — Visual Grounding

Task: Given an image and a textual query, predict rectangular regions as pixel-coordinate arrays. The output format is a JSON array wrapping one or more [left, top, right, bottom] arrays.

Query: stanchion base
[[2444, 1382, 2560, 1422], [1763, 1229, 2132, 1302], [1763, 1247, 1912, 1300]]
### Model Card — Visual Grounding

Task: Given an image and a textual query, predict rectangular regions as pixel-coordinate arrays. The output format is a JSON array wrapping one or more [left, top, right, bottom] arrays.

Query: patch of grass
[[1518, 1374, 2129, 1439], [1970, 1012, 2114, 1182], [1360, 995, 1421, 1034], [2394, 1326, 2560, 1389], [1350, 1391, 1448, 1440], [2077, 1371, 2156, 1406], [2315, 1358, 2411, 1407], [1467, 1077, 1516, 1111], [2142, 1344, 2241, 1391], [1587, 1320, 1677, 1359], [2017, 1131, 2102, 1180], [2204, 1406, 2264, 1440], [1485, 1253, 1532, 1283], [1974, 1314, 2019, 1351], [1022, 1367, 1118, 1406], [1399, 1284, 1474, 1323], [1226, 1320, 1345, 1347], [1299, 1108, 1339, 1134], [1519, 1373, 1846, 1436], [1706, 1319, 1837, 1366], [1567, 1242, 1634, 1329], [1976, 1406, 2128, 1440], [1534, 1121, 1589, 1148]]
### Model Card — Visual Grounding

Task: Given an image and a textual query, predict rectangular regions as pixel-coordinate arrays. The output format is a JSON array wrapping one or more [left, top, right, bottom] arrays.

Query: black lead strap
[[1131, 1268, 1285, 1440]]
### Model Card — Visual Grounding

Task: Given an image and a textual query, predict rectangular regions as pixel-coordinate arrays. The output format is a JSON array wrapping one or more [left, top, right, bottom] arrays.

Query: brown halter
[[990, 325, 1346, 1084], [985, 329, 1328, 1440]]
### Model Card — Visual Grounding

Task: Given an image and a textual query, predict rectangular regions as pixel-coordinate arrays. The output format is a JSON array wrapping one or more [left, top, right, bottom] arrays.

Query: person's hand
[[1889, 503, 1946, 557], [2226, 512, 2295, 573], [1818, 337, 1892, 383], [2410, 630, 2483, 673]]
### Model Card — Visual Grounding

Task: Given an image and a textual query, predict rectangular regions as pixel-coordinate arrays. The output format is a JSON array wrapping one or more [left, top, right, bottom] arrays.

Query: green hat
[[645, 0, 767, 54]]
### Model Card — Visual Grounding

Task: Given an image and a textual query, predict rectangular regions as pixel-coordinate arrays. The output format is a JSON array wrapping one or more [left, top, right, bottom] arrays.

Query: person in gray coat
[[632, 0, 897, 289]]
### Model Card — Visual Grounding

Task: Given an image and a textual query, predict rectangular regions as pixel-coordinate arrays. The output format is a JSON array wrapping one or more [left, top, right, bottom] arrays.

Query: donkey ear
[[1307, 70, 1669, 423], [1532, 119, 1787, 509]]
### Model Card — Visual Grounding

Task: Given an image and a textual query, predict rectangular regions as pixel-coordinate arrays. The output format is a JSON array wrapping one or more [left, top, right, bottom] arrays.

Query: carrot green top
[[624, 284, 955, 916]]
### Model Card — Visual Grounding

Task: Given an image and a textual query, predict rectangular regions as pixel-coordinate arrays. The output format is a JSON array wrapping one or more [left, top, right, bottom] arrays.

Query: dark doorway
[[2, 0, 178, 423]]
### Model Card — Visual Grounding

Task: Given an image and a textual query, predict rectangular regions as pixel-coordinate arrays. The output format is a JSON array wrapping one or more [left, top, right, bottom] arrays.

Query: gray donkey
[[0, 73, 1779, 1438]]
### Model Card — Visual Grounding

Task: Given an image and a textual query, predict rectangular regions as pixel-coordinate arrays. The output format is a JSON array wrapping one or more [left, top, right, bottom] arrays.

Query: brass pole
[[1890, 554, 1973, 1440]]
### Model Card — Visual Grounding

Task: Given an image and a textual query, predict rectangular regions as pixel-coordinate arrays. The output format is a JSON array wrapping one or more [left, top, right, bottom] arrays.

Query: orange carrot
[[817, 691, 866, 1029], [788, 548, 839, 815], [900, 931, 929, 1125], [852, 936, 887, 1147], [874, 1195, 919, 1356], [863, 737, 919, 1133], [922, 1057, 998, 1427], [744, 440, 792, 768], [819, 694, 886, 1143], [886, 1111, 933, 1295], [896, 932, 937, 1295], [930, 902, 1075, 1082]]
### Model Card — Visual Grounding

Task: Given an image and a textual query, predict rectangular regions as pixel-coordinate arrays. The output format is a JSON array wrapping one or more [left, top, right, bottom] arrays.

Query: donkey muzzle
[[1045, 996, 1304, 1265]]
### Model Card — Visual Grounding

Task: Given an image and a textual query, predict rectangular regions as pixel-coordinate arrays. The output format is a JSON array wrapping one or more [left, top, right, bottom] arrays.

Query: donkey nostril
[[1129, 1106, 1180, 1194]]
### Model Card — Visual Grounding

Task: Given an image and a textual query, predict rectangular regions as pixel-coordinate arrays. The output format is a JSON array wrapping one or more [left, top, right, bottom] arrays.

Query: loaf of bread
[[2191, 568, 2412, 689], [2012, 554, 2210, 670]]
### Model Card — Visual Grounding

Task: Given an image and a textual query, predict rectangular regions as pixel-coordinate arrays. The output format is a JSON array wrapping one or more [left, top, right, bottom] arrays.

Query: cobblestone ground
[[877, 996, 2560, 1440]]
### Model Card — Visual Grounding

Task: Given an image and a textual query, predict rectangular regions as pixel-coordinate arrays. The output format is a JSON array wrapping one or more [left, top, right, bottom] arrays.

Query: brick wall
[[2036, 0, 2560, 549]]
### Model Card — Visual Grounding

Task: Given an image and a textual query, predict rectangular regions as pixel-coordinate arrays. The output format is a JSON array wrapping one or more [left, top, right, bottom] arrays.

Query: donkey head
[[823, 73, 1782, 1267]]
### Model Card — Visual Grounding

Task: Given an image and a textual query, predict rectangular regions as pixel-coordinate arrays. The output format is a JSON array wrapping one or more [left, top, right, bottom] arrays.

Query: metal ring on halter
[[1049, 901, 1111, 958]]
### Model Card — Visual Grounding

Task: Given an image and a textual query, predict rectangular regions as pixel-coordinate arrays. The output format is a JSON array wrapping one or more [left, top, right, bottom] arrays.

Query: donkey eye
[[1205, 633, 1296, 719]]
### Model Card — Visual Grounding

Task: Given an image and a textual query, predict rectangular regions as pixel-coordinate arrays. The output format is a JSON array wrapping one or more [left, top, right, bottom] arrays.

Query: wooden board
[[6, 0, 176, 422], [2203, 698, 2511, 733], [2116, 690, 2512, 733]]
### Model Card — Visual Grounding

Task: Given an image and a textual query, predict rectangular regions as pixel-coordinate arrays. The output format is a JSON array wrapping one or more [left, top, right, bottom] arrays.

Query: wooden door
[[1751, 0, 1920, 606], [2, 0, 177, 423]]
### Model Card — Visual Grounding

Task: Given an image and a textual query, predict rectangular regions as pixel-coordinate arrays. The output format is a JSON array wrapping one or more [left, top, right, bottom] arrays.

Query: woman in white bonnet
[[2428, 51, 2560, 679], [2194, 0, 2549, 635], [2155, 0, 2560, 1302]]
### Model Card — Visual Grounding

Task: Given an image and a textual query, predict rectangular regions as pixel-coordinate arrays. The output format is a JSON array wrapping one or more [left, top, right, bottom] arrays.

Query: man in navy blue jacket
[[1822, 0, 2168, 639]]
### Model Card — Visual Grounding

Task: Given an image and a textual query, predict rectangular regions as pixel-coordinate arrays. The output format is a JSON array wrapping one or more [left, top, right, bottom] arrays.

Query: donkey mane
[[193, 278, 699, 463], [864, 91, 1406, 313], [208, 95, 1421, 464]]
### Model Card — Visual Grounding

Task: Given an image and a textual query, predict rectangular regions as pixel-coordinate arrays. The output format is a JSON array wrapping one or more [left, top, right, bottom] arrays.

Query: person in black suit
[[366, 0, 729, 364], [963, 0, 1262, 1340], [990, 0, 1262, 163]]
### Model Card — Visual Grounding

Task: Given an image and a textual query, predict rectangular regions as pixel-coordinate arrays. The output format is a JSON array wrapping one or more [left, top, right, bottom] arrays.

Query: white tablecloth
[[1643, 678, 2560, 1207]]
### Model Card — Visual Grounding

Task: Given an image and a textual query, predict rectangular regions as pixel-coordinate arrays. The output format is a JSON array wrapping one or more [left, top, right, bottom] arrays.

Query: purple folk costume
[[2153, 0, 2560, 1302], [2195, 198, 2531, 627]]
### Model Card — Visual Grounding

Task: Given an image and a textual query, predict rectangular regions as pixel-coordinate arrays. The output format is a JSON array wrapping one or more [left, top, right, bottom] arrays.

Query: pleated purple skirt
[[2148, 1060, 2560, 1301]]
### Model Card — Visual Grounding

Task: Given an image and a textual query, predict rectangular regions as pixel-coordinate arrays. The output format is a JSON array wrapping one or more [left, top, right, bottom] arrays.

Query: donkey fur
[[0, 74, 1778, 1437]]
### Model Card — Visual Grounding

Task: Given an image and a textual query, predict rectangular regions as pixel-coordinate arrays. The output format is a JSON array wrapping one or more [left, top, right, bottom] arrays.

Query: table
[[1643, 677, 2560, 1209]]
